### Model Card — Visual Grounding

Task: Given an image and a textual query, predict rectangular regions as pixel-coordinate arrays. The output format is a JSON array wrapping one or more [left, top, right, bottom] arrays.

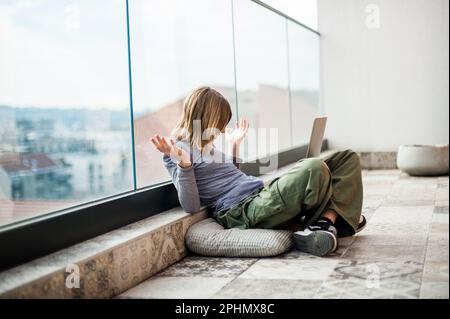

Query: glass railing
[[0, 0, 320, 227]]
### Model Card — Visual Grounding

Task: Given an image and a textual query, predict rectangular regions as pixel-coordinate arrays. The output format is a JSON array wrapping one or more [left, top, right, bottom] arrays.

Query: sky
[[0, 0, 318, 111]]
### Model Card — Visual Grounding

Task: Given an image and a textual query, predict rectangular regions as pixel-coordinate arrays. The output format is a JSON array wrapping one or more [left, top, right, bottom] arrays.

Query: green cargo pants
[[216, 150, 363, 237]]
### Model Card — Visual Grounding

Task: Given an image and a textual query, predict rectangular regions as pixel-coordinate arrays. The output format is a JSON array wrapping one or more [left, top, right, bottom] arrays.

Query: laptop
[[306, 117, 327, 158]]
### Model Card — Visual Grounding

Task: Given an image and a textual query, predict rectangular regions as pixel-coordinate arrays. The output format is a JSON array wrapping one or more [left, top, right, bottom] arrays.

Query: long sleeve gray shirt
[[162, 141, 264, 215]]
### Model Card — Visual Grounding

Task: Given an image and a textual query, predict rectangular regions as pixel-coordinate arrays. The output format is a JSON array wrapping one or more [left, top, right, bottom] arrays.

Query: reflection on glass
[[0, 0, 132, 226], [288, 20, 321, 146], [233, 0, 291, 159], [129, 0, 237, 188]]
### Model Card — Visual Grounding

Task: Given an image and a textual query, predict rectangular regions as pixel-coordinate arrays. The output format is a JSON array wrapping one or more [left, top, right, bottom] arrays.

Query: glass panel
[[260, 0, 318, 30], [233, 0, 291, 160], [287, 20, 320, 146], [0, 0, 132, 226], [129, 0, 237, 188]]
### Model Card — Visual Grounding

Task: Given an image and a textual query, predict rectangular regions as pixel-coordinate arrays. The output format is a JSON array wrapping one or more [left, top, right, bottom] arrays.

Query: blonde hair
[[172, 87, 232, 150]]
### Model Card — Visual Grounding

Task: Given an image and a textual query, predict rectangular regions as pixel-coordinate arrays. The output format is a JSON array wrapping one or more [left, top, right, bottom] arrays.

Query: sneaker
[[356, 215, 367, 233], [293, 220, 338, 257]]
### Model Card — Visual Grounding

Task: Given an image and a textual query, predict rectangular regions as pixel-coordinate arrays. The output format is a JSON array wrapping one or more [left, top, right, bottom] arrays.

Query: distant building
[[0, 153, 72, 200], [63, 152, 130, 197], [0, 106, 18, 155], [0, 106, 132, 224]]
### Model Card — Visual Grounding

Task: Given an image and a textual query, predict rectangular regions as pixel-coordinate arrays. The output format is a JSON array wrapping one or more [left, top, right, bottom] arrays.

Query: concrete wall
[[318, 0, 449, 151]]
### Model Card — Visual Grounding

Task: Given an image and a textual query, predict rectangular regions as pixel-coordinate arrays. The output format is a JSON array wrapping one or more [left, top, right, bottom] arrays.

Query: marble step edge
[[321, 149, 397, 170], [357, 151, 398, 169], [0, 208, 208, 298]]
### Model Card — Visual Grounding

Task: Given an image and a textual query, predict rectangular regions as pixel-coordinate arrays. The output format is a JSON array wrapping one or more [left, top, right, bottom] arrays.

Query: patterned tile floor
[[119, 170, 449, 299]]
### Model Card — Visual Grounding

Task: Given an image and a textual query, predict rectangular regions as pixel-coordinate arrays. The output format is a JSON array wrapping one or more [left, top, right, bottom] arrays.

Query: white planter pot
[[397, 144, 449, 176]]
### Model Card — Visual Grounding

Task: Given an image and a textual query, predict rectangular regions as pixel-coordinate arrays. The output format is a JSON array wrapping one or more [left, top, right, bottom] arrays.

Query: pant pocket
[[248, 180, 287, 227]]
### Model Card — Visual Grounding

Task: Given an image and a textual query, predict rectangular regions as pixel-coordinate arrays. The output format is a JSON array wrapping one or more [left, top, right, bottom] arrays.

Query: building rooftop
[[0, 153, 56, 173]]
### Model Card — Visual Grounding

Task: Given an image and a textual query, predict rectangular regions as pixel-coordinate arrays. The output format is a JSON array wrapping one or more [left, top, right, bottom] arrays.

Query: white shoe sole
[[293, 229, 338, 257]]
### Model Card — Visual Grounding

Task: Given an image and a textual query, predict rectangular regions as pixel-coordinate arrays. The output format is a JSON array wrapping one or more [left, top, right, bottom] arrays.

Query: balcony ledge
[[0, 207, 207, 298]]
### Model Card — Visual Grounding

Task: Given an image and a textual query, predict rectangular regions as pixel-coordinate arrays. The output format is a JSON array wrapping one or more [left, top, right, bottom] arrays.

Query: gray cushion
[[185, 218, 293, 257]]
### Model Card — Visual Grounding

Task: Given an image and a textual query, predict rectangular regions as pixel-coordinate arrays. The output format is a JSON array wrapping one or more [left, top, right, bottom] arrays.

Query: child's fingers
[[153, 135, 171, 153], [240, 119, 247, 131], [159, 136, 169, 147], [151, 138, 166, 153], [151, 137, 161, 148]]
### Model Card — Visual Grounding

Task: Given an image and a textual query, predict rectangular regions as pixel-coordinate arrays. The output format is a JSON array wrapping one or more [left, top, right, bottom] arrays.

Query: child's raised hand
[[151, 135, 191, 168], [151, 135, 172, 156], [226, 119, 249, 145]]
